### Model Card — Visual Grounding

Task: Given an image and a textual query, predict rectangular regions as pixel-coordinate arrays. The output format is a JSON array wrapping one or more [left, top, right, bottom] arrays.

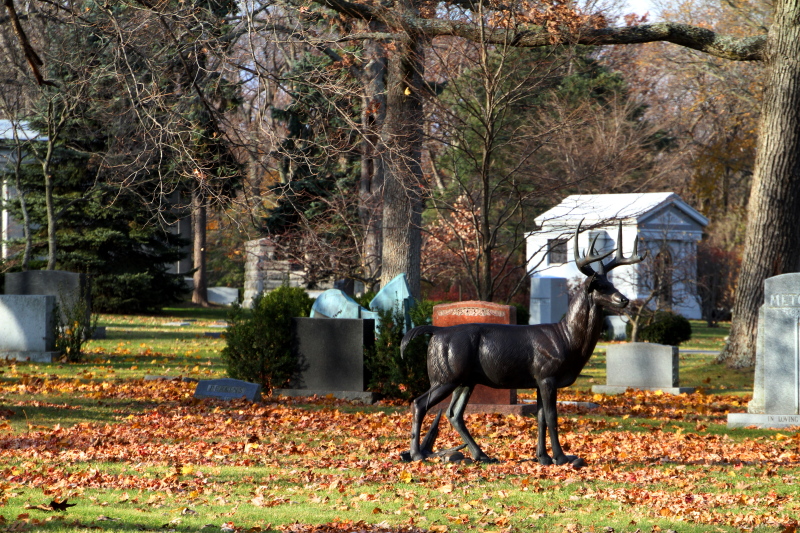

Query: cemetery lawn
[[2, 313, 798, 533]]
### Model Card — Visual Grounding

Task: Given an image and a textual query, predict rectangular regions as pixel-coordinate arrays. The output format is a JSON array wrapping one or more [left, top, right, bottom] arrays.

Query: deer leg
[[410, 383, 458, 461], [446, 385, 495, 463], [535, 387, 552, 466], [538, 378, 584, 467]]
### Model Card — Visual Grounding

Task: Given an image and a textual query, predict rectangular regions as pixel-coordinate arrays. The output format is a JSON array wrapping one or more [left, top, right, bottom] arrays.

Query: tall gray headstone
[[729, 273, 800, 428], [529, 277, 568, 325], [273, 318, 377, 403], [242, 238, 307, 308], [747, 305, 766, 414], [5, 270, 89, 324]]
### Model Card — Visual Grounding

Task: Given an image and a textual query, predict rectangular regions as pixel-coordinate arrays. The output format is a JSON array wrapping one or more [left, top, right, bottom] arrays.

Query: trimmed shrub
[[221, 286, 313, 393], [627, 311, 692, 346], [366, 302, 433, 401]]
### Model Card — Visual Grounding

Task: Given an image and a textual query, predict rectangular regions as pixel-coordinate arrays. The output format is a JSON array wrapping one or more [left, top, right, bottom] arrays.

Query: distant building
[[526, 192, 708, 319], [0, 120, 195, 272], [0, 120, 45, 260]]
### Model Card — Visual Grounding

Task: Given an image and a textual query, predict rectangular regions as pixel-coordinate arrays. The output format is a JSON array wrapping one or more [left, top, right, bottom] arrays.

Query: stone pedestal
[[242, 239, 311, 308], [430, 301, 535, 415], [728, 273, 800, 428], [592, 343, 695, 395]]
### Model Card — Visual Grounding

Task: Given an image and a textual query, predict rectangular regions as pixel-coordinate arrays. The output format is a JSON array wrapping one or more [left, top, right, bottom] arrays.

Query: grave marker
[[0, 295, 59, 362], [194, 378, 262, 402], [5, 270, 90, 324], [592, 343, 695, 395], [729, 273, 800, 428], [274, 318, 377, 403], [430, 301, 534, 416]]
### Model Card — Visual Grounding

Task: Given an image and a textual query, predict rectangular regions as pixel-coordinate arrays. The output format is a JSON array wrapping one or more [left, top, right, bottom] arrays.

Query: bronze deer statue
[[401, 220, 646, 467]]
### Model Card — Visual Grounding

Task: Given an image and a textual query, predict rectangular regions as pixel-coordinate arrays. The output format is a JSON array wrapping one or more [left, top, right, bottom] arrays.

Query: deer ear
[[585, 273, 596, 292]]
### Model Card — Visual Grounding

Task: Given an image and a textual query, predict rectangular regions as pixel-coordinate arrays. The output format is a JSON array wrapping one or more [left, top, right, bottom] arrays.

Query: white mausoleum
[[0, 120, 44, 260], [526, 192, 708, 320]]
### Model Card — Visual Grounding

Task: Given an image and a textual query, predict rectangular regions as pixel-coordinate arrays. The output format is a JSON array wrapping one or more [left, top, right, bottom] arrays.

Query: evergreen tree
[[3, 149, 189, 312]]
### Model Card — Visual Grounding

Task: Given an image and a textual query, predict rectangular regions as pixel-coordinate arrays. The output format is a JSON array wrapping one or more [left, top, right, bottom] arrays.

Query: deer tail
[[400, 325, 439, 359]]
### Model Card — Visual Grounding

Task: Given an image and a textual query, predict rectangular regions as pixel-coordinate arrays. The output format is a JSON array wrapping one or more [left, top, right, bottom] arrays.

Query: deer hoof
[[405, 450, 429, 462], [569, 456, 586, 468], [555, 454, 584, 467], [537, 455, 553, 466]]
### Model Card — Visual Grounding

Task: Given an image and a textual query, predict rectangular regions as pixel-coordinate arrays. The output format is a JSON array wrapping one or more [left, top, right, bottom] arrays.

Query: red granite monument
[[431, 301, 535, 415]]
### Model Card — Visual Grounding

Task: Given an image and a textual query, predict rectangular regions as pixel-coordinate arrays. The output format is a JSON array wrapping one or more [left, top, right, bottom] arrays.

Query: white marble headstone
[[729, 273, 800, 428], [761, 274, 800, 415]]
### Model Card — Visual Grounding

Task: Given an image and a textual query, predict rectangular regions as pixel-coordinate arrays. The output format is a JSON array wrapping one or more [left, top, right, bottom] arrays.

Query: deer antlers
[[573, 220, 647, 277]]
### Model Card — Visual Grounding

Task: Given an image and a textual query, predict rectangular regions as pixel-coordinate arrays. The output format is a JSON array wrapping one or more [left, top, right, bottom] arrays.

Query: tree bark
[[43, 135, 56, 270], [192, 184, 209, 306], [14, 171, 32, 270], [719, 0, 800, 367], [359, 34, 386, 292], [379, 11, 425, 299], [9, 128, 33, 270]]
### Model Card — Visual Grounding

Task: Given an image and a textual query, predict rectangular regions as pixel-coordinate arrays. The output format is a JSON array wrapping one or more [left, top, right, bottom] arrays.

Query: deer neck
[[561, 284, 604, 357]]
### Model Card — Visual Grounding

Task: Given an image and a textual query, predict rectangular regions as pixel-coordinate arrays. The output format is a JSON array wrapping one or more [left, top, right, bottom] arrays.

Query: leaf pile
[[1, 377, 799, 530]]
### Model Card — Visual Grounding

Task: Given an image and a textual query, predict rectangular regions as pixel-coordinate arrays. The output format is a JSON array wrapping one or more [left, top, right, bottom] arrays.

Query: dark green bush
[[366, 302, 433, 401], [221, 286, 313, 393], [513, 303, 530, 325], [627, 311, 692, 346]]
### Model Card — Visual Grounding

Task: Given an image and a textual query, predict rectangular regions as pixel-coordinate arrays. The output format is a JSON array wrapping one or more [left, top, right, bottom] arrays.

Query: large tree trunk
[[379, 17, 425, 299], [359, 35, 386, 292], [719, 1, 800, 367], [191, 184, 209, 306]]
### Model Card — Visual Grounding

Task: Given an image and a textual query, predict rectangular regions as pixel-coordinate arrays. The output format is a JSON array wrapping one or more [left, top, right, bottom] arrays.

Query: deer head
[[574, 220, 647, 309]]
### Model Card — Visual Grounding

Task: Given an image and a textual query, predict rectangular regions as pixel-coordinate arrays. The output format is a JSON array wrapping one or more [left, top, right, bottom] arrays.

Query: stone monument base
[[274, 389, 378, 404], [592, 385, 695, 395], [418, 385, 538, 416], [727, 412, 800, 429], [458, 403, 537, 416], [1, 351, 59, 363]]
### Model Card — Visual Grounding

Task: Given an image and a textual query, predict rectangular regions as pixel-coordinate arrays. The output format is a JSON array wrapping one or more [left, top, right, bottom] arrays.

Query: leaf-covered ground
[[2, 371, 799, 533]]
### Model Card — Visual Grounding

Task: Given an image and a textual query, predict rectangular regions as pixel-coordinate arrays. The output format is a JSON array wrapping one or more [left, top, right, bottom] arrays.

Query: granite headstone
[[274, 318, 377, 403], [429, 301, 534, 416], [592, 342, 695, 395], [729, 273, 800, 428], [5, 270, 90, 325], [194, 378, 262, 402], [0, 295, 59, 362]]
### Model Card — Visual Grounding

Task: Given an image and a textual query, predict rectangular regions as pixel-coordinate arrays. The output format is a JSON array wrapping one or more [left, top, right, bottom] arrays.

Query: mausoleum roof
[[0, 120, 44, 142], [534, 192, 708, 229]]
